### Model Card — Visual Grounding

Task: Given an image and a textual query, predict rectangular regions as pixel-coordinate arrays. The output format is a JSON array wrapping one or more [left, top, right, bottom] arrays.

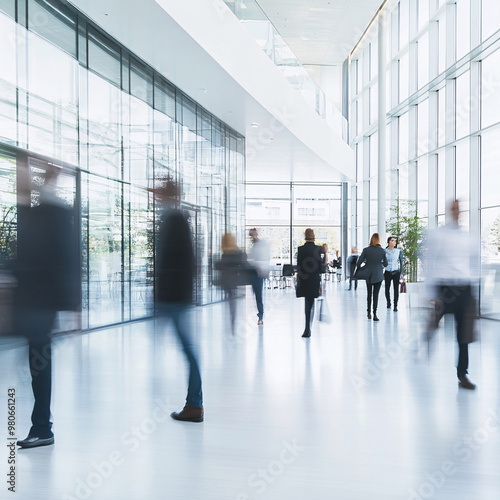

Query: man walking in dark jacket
[[155, 178, 203, 422], [16, 165, 80, 448]]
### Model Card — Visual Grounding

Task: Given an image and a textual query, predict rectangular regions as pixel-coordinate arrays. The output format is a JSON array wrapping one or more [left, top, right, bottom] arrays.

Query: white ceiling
[[254, 0, 384, 66], [69, 0, 361, 183]]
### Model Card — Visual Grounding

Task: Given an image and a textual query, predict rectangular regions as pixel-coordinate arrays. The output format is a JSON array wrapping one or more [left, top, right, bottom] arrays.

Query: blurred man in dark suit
[[16, 165, 80, 448], [155, 178, 203, 422]]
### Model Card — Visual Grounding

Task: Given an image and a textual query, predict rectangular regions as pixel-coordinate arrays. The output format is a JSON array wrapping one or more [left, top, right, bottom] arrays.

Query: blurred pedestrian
[[155, 178, 203, 422], [296, 228, 323, 338], [385, 236, 404, 311], [16, 165, 80, 448], [425, 200, 478, 390], [219, 232, 249, 333], [347, 246, 359, 290], [248, 228, 270, 325], [356, 233, 388, 321]]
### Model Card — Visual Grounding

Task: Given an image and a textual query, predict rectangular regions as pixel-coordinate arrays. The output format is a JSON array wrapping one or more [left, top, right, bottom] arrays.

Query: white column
[[378, 17, 387, 241]]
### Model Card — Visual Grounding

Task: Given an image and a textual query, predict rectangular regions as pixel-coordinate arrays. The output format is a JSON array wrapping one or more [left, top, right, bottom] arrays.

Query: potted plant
[[386, 199, 425, 283]]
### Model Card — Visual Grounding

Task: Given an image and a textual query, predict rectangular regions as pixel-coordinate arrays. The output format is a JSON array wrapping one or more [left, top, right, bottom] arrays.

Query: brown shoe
[[170, 404, 204, 422], [458, 376, 476, 390]]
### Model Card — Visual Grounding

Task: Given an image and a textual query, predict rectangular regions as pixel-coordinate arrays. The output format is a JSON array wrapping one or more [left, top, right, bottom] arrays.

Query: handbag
[[399, 276, 407, 294], [352, 264, 370, 281]]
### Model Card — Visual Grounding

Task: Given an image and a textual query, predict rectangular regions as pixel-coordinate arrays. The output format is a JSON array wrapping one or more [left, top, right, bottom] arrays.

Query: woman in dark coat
[[296, 228, 324, 338], [356, 233, 388, 321]]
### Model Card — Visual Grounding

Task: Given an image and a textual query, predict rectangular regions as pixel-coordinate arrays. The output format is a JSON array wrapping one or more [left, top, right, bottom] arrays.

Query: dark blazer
[[356, 245, 389, 284], [156, 209, 194, 303], [219, 250, 252, 289], [296, 242, 323, 298], [15, 203, 80, 311]]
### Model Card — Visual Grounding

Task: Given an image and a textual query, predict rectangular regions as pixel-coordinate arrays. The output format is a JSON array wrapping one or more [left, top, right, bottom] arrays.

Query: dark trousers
[[366, 281, 382, 313], [227, 288, 237, 332], [24, 310, 57, 438], [435, 285, 472, 377], [252, 275, 264, 319], [349, 276, 358, 290], [304, 296, 315, 332], [158, 303, 203, 408], [384, 270, 400, 306]]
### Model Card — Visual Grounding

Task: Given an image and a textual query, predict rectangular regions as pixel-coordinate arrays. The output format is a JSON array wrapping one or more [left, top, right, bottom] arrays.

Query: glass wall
[[0, 0, 245, 329], [246, 183, 342, 268], [349, 0, 500, 317]]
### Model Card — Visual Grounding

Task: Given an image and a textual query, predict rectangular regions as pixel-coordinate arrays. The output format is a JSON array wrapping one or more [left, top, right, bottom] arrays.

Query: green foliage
[[386, 199, 425, 282], [0, 206, 17, 268]]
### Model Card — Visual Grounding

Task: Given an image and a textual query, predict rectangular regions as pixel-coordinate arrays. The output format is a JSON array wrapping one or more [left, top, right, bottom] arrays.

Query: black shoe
[[373, 312, 379, 321], [302, 330, 311, 338], [17, 435, 54, 449], [394, 306, 398, 312], [387, 303, 391, 309], [367, 312, 371, 319]]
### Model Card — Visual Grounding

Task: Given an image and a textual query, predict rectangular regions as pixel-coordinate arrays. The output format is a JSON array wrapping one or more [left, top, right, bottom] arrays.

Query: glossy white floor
[[1, 281, 500, 500]]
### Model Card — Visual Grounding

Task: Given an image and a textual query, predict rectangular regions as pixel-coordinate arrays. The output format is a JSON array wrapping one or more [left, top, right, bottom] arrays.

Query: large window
[[0, 1, 245, 330], [349, 0, 500, 315], [246, 183, 342, 266]]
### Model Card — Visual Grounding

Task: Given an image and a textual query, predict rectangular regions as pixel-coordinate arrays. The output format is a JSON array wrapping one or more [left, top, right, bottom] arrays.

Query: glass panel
[[370, 133, 378, 177], [437, 151, 445, 214], [293, 185, 341, 227], [130, 59, 153, 106], [480, 206, 500, 319], [438, 16, 446, 74], [418, 99, 429, 156], [88, 177, 123, 328], [154, 79, 175, 119], [128, 95, 153, 187], [437, 88, 446, 147], [370, 176, 378, 226], [0, 151, 17, 268], [0, 0, 15, 18], [482, 0, 500, 41], [87, 72, 121, 179], [129, 186, 153, 320], [456, 0, 470, 61], [399, 164, 408, 202], [356, 142, 363, 182], [455, 71, 470, 140], [481, 128, 500, 208], [177, 95, 197, 205], [400, 0, 410, 50], [481, 49, 500, 130], [370, 84, 378, 124], [28, 0, 77, 57], [455, 140, 469, 211], [399, 52, 409, 102], [417, 32, 429, 89], [27, 30, 78, 164], [0, 12, 18, 145], [293, 227, 341, 264], [153, 109, 176, 182], [418, 157, 428, 217], [88, 28, 121, 87], [418, 0, 429, 30], [399, 112, 409, 164]]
